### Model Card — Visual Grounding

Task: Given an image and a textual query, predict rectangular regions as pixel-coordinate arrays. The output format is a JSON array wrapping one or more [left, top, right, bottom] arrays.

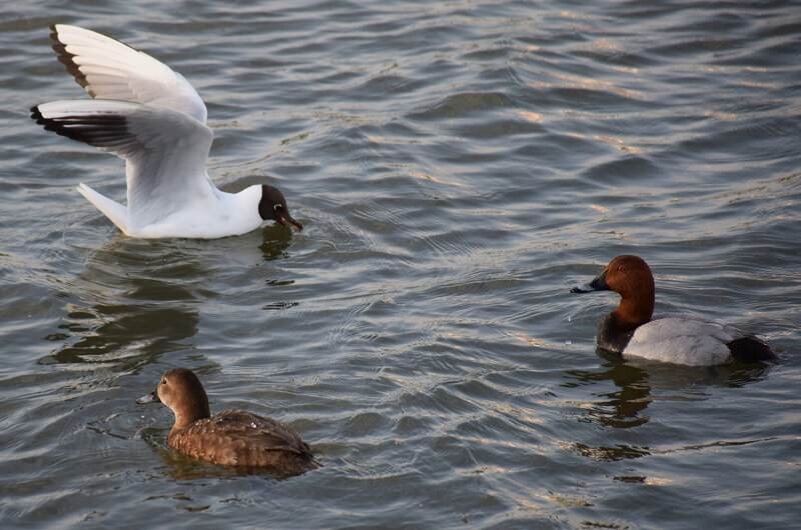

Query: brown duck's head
[[571, 255, 655, 328], [137, 368, 211, 426]]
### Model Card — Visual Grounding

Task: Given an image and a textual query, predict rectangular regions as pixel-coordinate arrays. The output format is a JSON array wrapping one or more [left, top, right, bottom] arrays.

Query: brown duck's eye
[[160, 379, 166, 385], [273, 203, 283, 212]]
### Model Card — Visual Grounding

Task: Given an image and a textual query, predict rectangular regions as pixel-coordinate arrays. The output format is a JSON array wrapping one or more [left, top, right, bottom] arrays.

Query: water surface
[[1, 1, 800, 528]]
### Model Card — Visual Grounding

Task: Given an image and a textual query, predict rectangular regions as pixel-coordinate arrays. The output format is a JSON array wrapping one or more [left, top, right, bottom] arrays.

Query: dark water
[[1, 1, 800, 528]]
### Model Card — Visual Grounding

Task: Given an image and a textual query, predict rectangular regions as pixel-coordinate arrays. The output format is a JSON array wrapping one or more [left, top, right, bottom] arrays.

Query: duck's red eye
[[273, 203, 283, 212], [160, 379, 166, 385]]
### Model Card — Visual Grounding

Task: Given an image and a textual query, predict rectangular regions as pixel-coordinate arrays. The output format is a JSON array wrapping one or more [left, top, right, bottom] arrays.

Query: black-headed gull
[[31, 24, 302, 238]]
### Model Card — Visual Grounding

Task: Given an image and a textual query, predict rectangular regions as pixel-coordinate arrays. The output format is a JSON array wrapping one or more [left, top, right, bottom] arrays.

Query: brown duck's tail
[[727, 336, 776, 363]]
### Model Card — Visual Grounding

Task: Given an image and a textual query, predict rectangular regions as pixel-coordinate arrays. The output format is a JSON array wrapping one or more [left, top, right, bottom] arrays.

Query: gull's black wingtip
[[49, 24, 60, 46]]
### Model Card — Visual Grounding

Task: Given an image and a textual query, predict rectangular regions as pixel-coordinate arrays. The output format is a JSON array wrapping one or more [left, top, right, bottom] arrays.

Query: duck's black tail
[[727, 336, 776, 363]]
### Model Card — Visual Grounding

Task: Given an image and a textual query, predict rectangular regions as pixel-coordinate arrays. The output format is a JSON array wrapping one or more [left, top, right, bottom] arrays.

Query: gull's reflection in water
[[41, 237, 202, 368], [260, 224, 295, 262], [41, 226, 294, 369]]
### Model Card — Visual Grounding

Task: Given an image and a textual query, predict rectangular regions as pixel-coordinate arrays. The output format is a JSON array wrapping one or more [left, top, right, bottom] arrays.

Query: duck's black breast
[[596, 314, 636, 354], [169, 410, 317, 475]]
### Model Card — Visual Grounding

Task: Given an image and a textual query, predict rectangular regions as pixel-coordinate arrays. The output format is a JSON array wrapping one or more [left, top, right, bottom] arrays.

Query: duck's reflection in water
[[562, 350, 771, 461], [563, 353, 652, 430]]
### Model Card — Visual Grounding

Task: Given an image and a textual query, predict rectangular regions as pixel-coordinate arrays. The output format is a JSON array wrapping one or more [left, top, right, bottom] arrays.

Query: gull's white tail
[[77, 183, 129, 234]]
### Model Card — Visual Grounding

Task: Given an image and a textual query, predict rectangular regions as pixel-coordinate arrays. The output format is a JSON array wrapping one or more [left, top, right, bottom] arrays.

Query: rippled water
[[1, 1, 800, 528]]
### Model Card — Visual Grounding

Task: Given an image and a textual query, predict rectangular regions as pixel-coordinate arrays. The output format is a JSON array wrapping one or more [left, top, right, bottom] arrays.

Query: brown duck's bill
[[277, 215, 303, 231], [570, 271, 609, 294], [136, 390, 160, 404]]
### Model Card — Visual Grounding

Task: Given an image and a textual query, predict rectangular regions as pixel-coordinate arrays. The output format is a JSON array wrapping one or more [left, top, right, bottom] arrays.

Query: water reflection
[[573, 442, 651, 462], [565, 350, 772, 428], [260, 224, 294, 262], [40, 305, 198, 367], [563, 350, 772, 462], [619, 353, 773, 390], [563, 354, 652, 429], [39, 237, 206, 368], [40, 227, 296, 368]]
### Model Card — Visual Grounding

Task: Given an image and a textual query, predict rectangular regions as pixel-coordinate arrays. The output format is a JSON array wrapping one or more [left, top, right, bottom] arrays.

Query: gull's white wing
[[32, 99, 215, 225], [50, 24, 207, 123]]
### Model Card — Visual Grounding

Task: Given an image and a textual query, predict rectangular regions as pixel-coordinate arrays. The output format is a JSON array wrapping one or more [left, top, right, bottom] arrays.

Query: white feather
[[52, 24, 207, 123], [623, 317, 741, 366], [35, 99, 264, 239], [77, 183, 128, 234]]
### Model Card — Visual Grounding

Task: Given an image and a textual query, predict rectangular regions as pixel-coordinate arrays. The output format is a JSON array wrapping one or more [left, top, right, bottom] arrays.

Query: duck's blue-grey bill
[[136, 391, 159, 404]]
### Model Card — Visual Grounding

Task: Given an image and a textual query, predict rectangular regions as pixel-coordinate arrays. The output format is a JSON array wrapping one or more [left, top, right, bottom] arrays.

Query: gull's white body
[[77, 181, 264, 239], [36, 25, 267, 239]]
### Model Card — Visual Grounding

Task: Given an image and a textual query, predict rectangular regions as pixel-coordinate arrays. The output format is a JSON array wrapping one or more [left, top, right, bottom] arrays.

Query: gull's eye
[[273, 204, 284, 212]]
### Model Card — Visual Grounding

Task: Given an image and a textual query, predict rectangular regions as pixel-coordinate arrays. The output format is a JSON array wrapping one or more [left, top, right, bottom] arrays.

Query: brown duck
[[137, 368, 317, 475]]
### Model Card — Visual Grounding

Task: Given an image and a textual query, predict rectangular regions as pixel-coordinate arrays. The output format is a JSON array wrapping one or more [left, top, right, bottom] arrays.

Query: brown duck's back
[[168, 410, 317, 475]]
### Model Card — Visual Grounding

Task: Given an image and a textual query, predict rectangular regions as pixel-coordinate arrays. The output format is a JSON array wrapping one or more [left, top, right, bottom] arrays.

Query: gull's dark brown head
[[259, 185, 302, 231]]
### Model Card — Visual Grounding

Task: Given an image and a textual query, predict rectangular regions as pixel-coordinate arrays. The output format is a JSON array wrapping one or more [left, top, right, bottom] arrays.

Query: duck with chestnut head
[[571, 255, 775, 366]]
